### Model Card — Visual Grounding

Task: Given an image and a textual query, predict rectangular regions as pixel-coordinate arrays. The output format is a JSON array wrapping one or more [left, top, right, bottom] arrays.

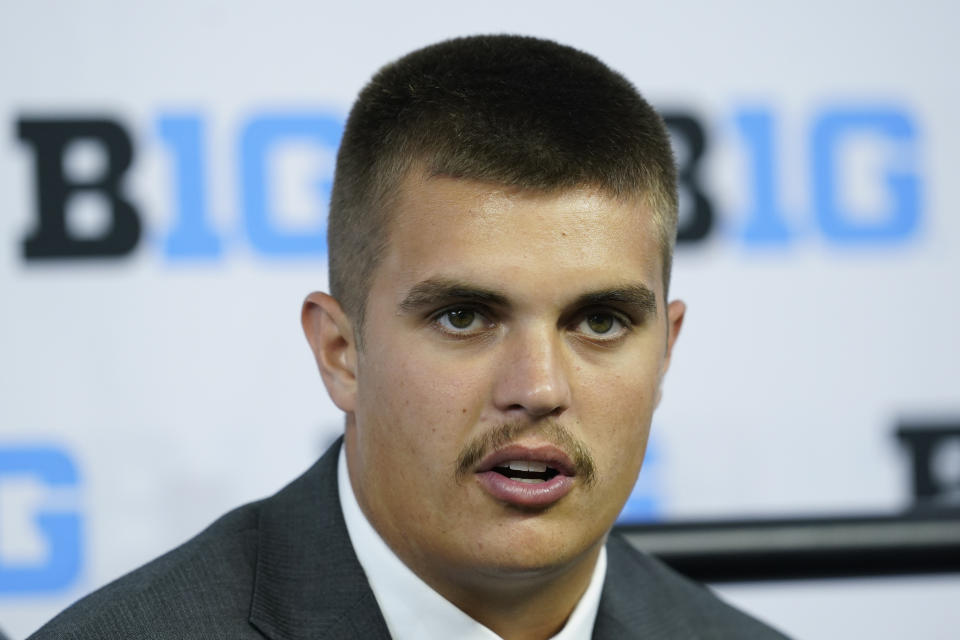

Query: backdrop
[[2, 1, 958, 637]]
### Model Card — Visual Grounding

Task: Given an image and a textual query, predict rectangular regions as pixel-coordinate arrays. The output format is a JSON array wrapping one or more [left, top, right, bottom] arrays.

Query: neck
[[425, 541, 605, 640], [343, 427, 605, 639]]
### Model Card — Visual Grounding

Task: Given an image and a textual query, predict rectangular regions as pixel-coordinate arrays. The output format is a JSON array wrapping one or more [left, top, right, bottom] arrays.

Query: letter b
[[18, 118, 141, 259]]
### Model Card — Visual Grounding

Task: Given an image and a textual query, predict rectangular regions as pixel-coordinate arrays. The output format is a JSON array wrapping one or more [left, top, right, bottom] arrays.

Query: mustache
[[455, 420, 597, 487]]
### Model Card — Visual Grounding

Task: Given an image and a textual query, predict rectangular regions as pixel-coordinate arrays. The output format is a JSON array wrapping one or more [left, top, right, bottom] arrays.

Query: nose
[[492, 324, 571, 418]]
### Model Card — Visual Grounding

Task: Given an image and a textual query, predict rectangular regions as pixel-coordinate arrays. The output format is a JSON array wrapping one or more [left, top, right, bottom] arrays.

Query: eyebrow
[[398, 278, 510, 313], [397, 277, 657, 316], [571, 285, 658, 316]]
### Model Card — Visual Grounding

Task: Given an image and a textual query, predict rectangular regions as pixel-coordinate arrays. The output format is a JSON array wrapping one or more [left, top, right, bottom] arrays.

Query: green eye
[[446, 309, 476, 329], [586, 313, 614, 334]]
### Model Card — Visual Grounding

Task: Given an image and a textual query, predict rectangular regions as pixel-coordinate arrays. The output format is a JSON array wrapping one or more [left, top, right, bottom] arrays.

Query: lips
[[474, 444, 576, 508]]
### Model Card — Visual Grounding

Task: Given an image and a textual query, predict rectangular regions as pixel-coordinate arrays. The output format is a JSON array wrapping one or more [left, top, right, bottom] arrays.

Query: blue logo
[[157, 112, 342, 259], [0, 445, 82, 594], [735, 105, 921, 245], [14, 104, 922, 263]]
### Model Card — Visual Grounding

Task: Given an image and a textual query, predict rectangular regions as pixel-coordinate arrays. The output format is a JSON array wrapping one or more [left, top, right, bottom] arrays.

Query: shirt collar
[[337, 445, 606, 640]]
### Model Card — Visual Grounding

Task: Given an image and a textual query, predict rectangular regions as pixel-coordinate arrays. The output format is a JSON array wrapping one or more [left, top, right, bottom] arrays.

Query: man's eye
[[576, 312, 627, 338], [436, 308, 486, 334], [586, 313, 614, 334]]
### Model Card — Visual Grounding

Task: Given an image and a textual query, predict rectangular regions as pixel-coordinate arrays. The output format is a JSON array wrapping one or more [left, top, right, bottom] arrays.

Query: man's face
[[338, 173, 683, 587]]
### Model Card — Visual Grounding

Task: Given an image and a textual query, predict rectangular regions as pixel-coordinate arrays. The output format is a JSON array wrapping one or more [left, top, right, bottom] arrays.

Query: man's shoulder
[[598, 533, 790, 639], [29, 500, 267, 640], [29, 442, 356, 640]]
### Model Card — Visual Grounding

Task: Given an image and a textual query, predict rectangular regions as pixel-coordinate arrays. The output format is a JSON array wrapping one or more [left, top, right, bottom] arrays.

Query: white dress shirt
[[337, 447, 607, 640]]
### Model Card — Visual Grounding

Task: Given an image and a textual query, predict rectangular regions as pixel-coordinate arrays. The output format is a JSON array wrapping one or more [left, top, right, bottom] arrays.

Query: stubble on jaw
[[454, 420, 597, 488]]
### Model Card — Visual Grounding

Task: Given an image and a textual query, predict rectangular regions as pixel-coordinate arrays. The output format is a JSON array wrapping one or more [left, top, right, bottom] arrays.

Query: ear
[[655, 299, 686, 407], [301, 292, 358, 413]]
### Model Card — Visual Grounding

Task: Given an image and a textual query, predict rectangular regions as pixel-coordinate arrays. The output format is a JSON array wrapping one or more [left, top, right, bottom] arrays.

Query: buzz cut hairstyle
[[327, 34, 678, 336]]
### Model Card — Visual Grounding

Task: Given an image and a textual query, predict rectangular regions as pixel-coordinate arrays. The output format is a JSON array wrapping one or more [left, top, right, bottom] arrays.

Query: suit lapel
[[249, 438, 391, 640], [592, 535, 694, 640], [247, 441, 685, 640]]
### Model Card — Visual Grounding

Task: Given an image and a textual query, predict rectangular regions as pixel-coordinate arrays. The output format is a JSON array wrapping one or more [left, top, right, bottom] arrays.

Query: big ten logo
[[15, 113, 341, 261], [665, 106, 921, 246], [897, 421, 960, 507], [0, 445, 82, 594], [13, 105, 921, 262]]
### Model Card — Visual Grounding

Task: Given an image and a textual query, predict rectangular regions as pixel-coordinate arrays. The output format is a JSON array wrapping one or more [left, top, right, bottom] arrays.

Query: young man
[[32, 35, 786, 639]]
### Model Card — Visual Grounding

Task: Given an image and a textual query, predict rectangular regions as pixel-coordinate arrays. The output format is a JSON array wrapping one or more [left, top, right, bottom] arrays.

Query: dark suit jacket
[[30, 440, 788, 639]]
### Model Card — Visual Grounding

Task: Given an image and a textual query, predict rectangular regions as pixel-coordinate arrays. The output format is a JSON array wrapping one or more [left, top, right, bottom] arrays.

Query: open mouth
[[474, 445, 577, 508], [490, 460, 560, 484]]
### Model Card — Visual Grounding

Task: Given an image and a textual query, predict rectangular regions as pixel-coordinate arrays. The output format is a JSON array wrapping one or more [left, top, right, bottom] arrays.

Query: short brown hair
[[328, 35, 677, 333]]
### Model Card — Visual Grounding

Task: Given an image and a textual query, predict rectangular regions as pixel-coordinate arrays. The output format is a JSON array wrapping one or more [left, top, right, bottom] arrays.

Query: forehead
[[375, 174, 663, 301]]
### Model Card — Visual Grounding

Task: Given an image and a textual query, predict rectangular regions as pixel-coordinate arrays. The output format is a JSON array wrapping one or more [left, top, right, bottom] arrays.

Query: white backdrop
[[2, 1, 959, 637]]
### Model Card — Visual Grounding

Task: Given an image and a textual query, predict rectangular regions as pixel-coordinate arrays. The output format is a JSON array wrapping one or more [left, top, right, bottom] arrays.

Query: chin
[[471, 552, 575, 580], [466, 526, 606, 578]]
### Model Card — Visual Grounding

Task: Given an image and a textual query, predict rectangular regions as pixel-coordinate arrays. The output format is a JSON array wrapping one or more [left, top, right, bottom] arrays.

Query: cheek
[[358, 346, 489, 457], [578, 357, 659, 418], [577, 361, 659, 472]]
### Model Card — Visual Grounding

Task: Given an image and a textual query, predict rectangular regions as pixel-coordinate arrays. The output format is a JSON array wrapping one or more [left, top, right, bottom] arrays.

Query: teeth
[[512, 477, 546, 484], [506, 460, 548, 472]]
